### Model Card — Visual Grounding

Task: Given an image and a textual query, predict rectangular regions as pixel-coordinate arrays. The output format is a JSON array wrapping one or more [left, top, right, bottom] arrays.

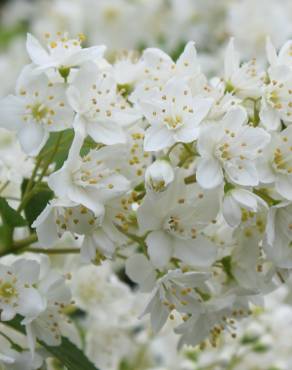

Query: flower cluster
[[0, 30, 292, 367]]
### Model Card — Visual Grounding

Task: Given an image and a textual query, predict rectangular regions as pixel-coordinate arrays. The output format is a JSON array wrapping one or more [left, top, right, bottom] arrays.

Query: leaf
[[0, 224, 13, 253], [21, 180, 54, 227], [39, 129, 74, 170], [0, 197, 27, 227], [7, 316, 99, 370]]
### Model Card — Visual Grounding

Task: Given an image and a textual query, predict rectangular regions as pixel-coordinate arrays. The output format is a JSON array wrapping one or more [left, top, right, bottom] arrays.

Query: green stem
[[0, 234, 37, 257], [0, 330, 24, 352], [18, 132, 63, 213], [36, 131, 64, 184], [26, 248, 80, 255], [12, 234, 38, 248]]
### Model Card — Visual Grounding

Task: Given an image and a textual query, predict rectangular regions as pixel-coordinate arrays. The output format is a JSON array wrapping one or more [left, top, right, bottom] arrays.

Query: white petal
[[32, 204, 58, 247], [260, 102, 281, 131], [225, 160, 259, 186], [66, 86, 84, 113], [87, 120, 126, 145], [26, 33, 50, 66], [222, 195, 242, 227], [144, 125, 175, 151], [68, 186, 104, 214], [18, 124, 48, 156], [276, 175, 292, 200], [0, 95, 24, 131], [125, 254, 156, 292], [173, 235, 217, 267], [196, 157, 223, 189], [137, 196, 164, 233], [146, 231, 173, 268], [266, 37, 278, 67], [13, 260, 40, 284], [18, 288, 45, 319], [65, 45, 106, 66], [224, 38, 240, 79], [174, 120, 200, 142], [232, 188, 258, 210], [176, 41, 200, 76]]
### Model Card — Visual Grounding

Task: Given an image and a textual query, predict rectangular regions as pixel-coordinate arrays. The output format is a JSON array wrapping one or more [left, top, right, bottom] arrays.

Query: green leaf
[[21, 180, 54, 227], [39, 129, 74, 170], [0, 224, 13, 253], [252, 343, 270, 353], [6, 316, 99, 370], [0, 197, 27, 227], [220, 256, 234, 280], [240, 334, 259, 345]]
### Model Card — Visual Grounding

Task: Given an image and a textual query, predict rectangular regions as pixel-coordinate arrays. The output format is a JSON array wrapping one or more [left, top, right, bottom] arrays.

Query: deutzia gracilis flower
[[145, 159, 174, 195], [266, 37, 292, 69], [224, 38, 263, 99], [141, 269, 210, 333], [137, 175, 220, 268], [26, 32, 106, 73], [32, 199, 124, 262], [197, 107, 270, 189], [222, 187, 265, 228], [26, 256, 72, 348], [264, 202, 292, 269], [0, 65, 73, 155], [258, 126, 292, 200], [0, 259, 44, 322], [141, 78, 213, 151], [260, 66, 292, 130], [48, 134, 130, 214], [67, 62, 141, 144]]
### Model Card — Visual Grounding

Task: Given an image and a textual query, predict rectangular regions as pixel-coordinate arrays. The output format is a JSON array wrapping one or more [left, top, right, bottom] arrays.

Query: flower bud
[[145, 160, 174, 194]]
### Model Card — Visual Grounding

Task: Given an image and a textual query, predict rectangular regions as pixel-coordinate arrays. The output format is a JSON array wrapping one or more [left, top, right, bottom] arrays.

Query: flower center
[[164, 115, 183, 130], [31, 103, 49, 122], [0, 282, 17, 299]]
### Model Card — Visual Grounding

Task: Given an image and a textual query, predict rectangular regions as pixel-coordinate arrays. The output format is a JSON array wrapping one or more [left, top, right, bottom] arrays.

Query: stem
[[18, 132, 63, 213], [0, 234, 37, 257], [0, 331, 24, 352], [26, 248, 80, 255], [36, 131, 63, 184], [166, 142, 181, 158], [116, 225, 148, 255]]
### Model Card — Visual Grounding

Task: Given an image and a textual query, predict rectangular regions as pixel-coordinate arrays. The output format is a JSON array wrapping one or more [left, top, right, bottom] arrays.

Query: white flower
[[141, 269, 210, 333], [145, 160, 174, 195], [260, 66, 292, 130], [26, 32, 106, 73], [0, 65, 73, 155], [67, 62, 141, 144], [175, 291, 251, 348], [222, 187, 265, 228], [131, 41, 203, 106], [0, 259, 44, 322], [48, 133, 130, 214], [137, 175, 219, 268], [257, 126, 292, 200], [197, 107, 270, 189], [264, 202, 292, 269], [21, 255, 72, 350], [224, 38, 263, 99], [141, 78, 212, 151], [32, 199, 124, 262], [266, 37, 292, 69]]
